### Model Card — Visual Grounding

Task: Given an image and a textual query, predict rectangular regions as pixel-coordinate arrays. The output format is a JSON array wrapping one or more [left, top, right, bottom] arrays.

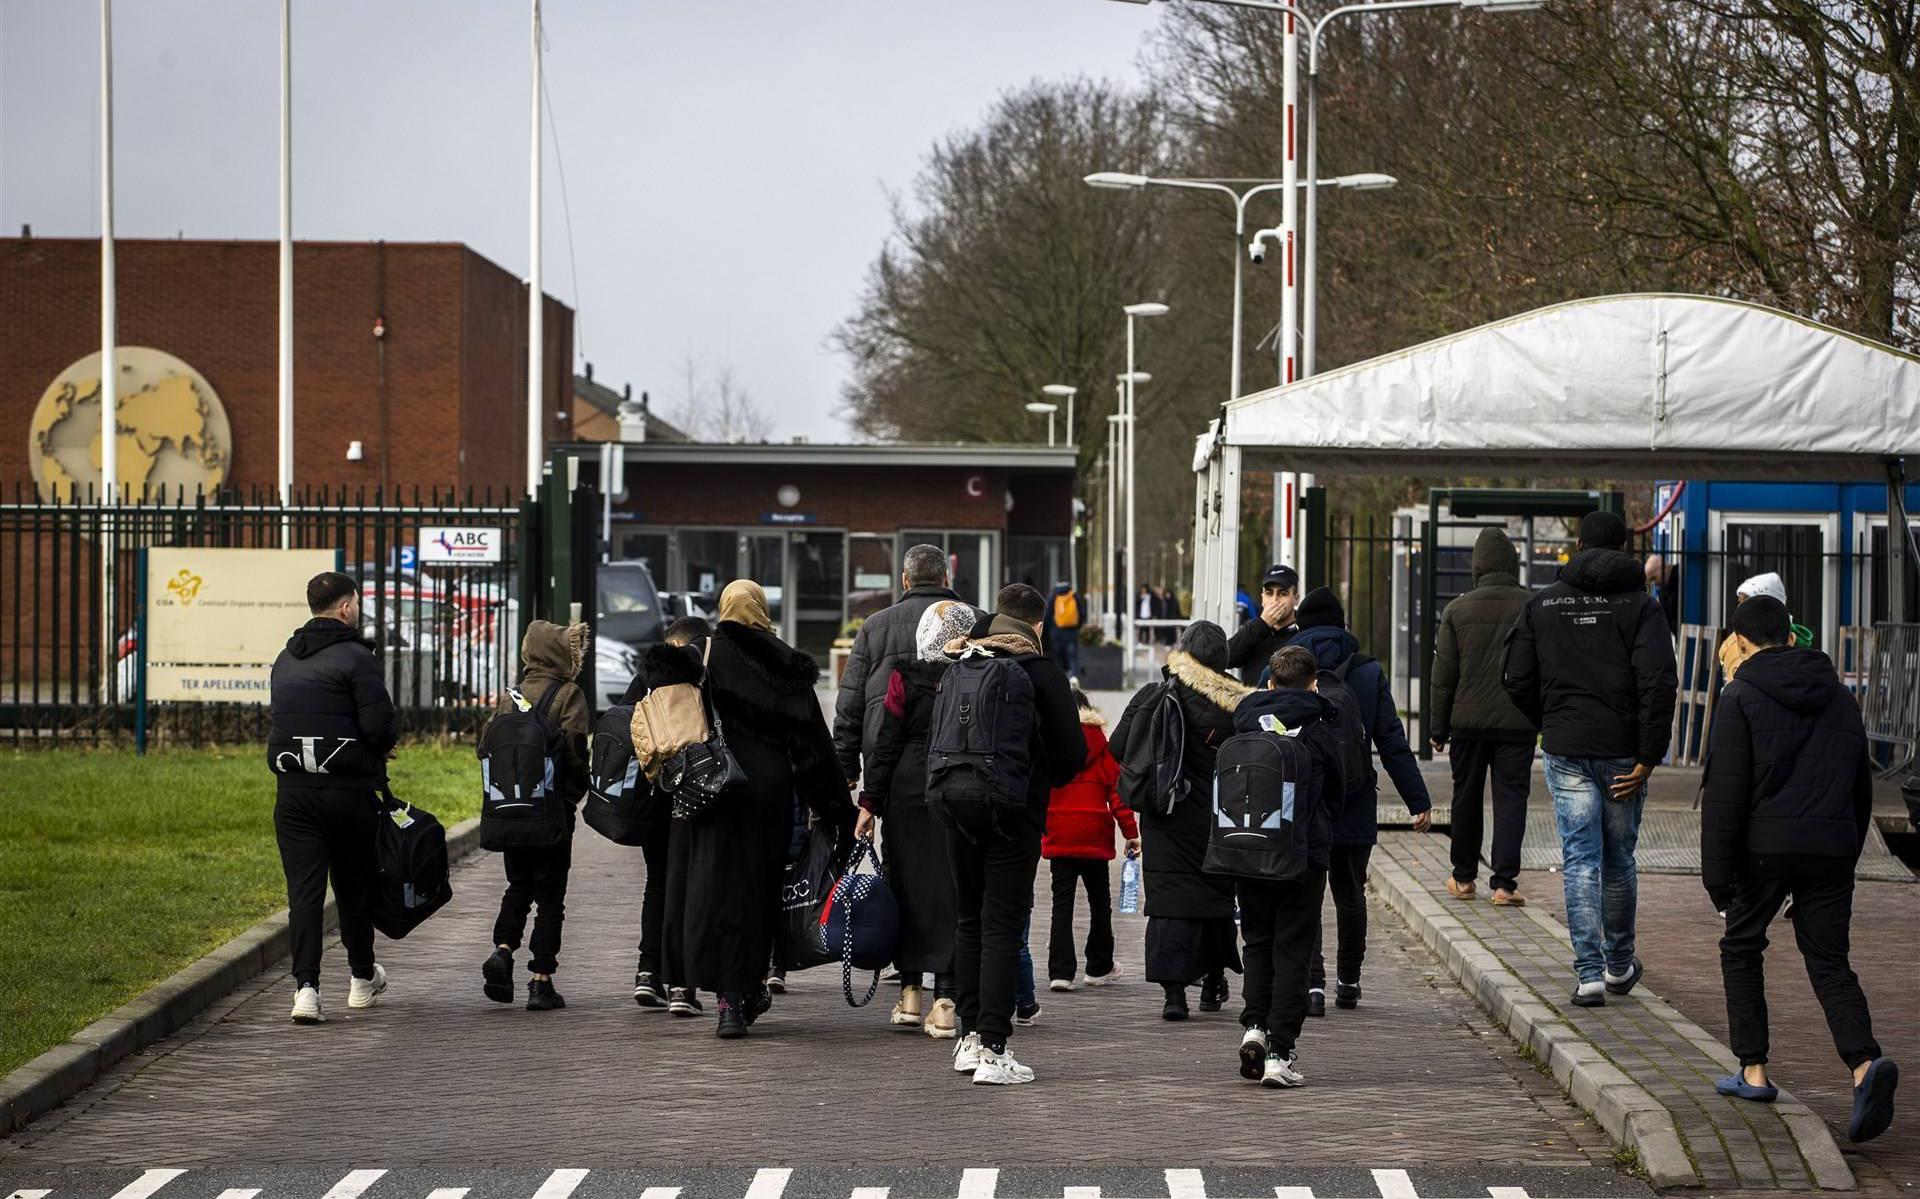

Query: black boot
[[1199, 971, 1229, 1012], [716, 993, 748, 1039], [1306, 989, 1326, 1018], [1335, 981, 1362, 1010], [745, 984, 774, 1026], [526, 977, 566, 1011], [1161, 983, 1190, 1021], [482, 948, 514, 1004]]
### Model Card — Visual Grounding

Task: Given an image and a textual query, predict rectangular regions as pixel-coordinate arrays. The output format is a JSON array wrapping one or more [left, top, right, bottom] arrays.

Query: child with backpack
[[1043, 687, 1142, 991], [478, 619, 592, 1011], [1286, 587, 1431, 1016], [1213, 645, 1346, 1088]]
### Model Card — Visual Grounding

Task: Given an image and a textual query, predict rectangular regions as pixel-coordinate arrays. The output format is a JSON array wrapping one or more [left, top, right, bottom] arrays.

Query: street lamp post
[[1121, 306, 1168, 686], [1025, 400, 1059, 446], [1043, 383, 1078, 446]]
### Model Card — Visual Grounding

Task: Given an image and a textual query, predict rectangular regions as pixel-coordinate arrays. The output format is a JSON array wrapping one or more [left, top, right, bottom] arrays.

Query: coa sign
[[144, 547, 338, 702], [418, 526, 502, 564]]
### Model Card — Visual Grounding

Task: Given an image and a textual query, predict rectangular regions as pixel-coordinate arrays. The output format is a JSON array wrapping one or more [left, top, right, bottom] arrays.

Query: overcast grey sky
[[0, 1, 1166, 439]]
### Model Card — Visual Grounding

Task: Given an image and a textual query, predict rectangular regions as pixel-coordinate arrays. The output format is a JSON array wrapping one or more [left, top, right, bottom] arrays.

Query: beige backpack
[[630, 639, 715, 781]]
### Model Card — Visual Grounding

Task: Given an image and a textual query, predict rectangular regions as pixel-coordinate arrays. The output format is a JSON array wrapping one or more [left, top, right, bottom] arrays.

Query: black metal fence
[[2, 483, 527, 747]]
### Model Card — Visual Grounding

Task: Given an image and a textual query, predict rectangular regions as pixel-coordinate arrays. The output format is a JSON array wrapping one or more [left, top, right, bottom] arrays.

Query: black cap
[[1260, 563, 1299, 591], [1578, 510, 1628, 551]]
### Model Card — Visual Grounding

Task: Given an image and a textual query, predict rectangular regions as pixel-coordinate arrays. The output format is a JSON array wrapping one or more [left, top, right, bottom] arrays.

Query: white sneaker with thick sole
[[1238, 1027, 1269, 1080], [1048, 978, 1074, 992], [972, 1049, 1036, 1085], [1084, 962, 1122, 987], [952, 1031, 986, 1073], [1261, 1051, 1306, 1088], [290, 984, 326, 1024], [347, 964, 388, 1009]]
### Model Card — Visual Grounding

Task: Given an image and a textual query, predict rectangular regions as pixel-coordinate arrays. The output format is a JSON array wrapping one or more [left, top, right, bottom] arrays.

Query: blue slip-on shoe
[[1849, 1057, 1899, 1143], [1715, 1074, 1778, 1103]]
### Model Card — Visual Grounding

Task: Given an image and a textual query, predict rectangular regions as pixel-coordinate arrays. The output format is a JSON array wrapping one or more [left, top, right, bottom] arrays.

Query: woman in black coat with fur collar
[[657, 580, 853, 1038]]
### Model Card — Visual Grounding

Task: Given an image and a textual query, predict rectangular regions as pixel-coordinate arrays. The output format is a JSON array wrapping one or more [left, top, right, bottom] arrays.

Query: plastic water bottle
[[1118, 853, 1141, 915]]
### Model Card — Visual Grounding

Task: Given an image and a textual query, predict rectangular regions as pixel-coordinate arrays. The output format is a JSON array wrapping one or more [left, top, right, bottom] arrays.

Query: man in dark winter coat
[[267, 571, 399, 1026], [1430, 527, 1535, 905], [1701, 598, 1899, 1142], [1227, 563, 1300, 683], [1504, 510, 1678, 1007], [833, 544, 966, 783], [1286, 587, 1431, 1014], [940, 584, 1086, 1085]]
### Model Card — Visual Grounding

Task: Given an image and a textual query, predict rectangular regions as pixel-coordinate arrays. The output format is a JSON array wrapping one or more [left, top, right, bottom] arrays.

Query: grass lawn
[[0, 744, 479, 1077]]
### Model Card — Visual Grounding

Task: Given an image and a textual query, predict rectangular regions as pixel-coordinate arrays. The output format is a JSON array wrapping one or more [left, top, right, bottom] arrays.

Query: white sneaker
[[953, 1031, 986, 1073], [347, 964, 387, 1010], [972, 1048, 1036, 1085], [1238, 1027, 1269, 1080], [290, 984, 326, 1024], [1261, 1051, 1306, 1088], [1048, 978, 1074, 992], [1084, 962, 1123, 987]]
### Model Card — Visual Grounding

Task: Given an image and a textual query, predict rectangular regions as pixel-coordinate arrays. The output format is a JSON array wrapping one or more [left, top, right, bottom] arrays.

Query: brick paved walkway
[[1, 829, 1614, 1172], [1375, 832, 1846, 1191], [1537, 872, 1918, 1194]]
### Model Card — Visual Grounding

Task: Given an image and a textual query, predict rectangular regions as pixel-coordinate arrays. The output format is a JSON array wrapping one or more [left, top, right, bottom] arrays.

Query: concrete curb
[[1368, 845, 1854, 1191], [0, 814, 482, 1135]]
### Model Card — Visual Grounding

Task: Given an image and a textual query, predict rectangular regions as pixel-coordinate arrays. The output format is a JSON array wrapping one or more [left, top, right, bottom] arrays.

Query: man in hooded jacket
[[1504, 510, 1678, 1007], [1430, 527, 1535, 904], [1286, 587, 1431, 1014], [1700, 597, 1898, 1142], [833, 544, 963, 785], [267, 571, 399, 1025]]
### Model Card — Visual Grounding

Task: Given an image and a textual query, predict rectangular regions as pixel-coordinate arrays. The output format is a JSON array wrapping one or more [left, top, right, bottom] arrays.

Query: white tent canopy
[[1186, 293, 1920, 625]]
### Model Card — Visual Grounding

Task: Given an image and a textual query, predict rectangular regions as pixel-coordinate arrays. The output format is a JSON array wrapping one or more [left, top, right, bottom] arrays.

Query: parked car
[[597, 634, 639, 709]]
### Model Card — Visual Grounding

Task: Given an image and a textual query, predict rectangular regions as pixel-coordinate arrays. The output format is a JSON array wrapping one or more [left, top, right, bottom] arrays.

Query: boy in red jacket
[[1044, 688, 1143, 990]]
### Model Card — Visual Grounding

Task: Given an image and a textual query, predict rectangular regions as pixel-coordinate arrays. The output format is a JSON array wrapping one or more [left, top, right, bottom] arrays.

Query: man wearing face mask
[[1227, 564, 1300, 684]]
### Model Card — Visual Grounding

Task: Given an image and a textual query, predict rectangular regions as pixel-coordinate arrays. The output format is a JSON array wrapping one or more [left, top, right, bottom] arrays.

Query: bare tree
[[673, 354, 774, 443]]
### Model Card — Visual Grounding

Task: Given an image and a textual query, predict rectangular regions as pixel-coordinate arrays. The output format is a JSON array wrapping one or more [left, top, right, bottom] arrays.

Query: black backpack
[[477, 685, 573, 851], [1203, 727, 1318, 882], [1118, 681, 1188, 816], [370, 791, 452, 939], [925, 652, 1036, 843], [1316, 654, 1378, 799], [583, 702, 660, 846]]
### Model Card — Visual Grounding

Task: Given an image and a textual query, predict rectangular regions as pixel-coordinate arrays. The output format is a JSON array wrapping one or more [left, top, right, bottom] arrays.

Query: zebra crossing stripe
[[1164, 1170, 1206, 1199], [213, 1190, 262, 1199], [424, 1189, 470, 1199], [743, 1169, 792, 1199], [530, 1170, 591, 1199], [5, 1190, 53, 1199], [1064, 1187, 1102, 1199], [957, 1169, 998, 1199], [848, 1188, 890, 1199], [108, 1170, 186, 1199], [638, 1189, 683, 1199], [1272, 1188, 1316, 1199], [1487, 1190, 1533, 1199], [1369, 1171, 1418, 1199], [317, 1171, 387, 1199]]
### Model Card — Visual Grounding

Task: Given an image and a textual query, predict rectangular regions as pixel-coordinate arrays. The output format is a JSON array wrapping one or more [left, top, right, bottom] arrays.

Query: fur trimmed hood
[[1166, 648, 1252, 712], [716, 620, 821, 695], [522, 619, 590, 680], [1078, 706, 1107, 728]]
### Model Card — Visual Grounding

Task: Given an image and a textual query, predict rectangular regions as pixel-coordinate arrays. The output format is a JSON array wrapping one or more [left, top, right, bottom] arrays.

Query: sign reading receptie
[[143, 547, 340, 703]]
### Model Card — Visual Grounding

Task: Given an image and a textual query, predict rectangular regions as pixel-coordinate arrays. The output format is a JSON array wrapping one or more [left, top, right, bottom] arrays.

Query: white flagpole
[[100, 0, 118, 692], [278, 0, 294, 532], [526, 0, 544, 496]]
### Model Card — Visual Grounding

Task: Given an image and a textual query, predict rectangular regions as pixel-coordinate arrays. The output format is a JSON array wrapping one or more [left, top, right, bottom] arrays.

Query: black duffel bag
[[370, 790, 452, 939], [776, 820, 839, 971]]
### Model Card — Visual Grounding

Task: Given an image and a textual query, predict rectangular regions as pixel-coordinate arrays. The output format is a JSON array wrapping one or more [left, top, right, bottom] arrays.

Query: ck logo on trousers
[[275, 736, 357, 774]]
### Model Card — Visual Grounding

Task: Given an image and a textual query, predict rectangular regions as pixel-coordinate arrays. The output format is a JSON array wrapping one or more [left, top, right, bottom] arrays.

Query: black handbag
[[369, 789, 452, 939], [663, 638, 746, 820]]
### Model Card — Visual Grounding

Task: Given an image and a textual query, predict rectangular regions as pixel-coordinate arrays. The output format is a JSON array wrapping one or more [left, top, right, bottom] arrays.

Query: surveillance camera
[[1247, 241, 1267, 265]]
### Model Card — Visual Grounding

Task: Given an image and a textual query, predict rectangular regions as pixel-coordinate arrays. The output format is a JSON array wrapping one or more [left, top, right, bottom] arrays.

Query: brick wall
[[1, 238, 571, 500]]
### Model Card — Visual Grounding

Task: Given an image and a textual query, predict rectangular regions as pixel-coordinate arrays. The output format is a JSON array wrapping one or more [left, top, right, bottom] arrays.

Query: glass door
[[740, 532, 789, 639], [793, 530, 848, 660]]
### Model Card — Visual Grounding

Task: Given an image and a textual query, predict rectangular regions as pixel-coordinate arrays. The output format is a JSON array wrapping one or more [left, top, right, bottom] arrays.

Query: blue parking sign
[[397, 546, 418, 572]]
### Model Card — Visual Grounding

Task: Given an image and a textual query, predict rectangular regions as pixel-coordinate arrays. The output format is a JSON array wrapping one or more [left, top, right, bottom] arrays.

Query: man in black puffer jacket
[[267, 571, 399, 1026], [1701, 597, 1898, 1142], [832, 543, 969, 783], [1504, 511, 1677, 1008]]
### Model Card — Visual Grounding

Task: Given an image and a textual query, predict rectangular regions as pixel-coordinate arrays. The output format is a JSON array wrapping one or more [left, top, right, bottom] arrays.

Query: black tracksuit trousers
[[1239, 869, 1328, 1056], [947, 821, 1043, 1054], [493, 838, 574, 975], [1308, 845, 1372, 991], [1448, 737, 1531, 894], [1047, 857, 1115, 983], [636, 821, 671, 979], [274, 784, 380, 989], [1721, 875, 1881, 1070]]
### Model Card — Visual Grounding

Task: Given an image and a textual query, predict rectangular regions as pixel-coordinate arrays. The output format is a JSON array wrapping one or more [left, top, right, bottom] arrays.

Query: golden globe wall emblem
[[28, 347, 232, 503]]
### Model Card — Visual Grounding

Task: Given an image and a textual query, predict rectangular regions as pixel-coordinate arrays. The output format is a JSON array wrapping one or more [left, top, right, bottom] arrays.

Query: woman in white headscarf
[[858, 598, 980, 1039]]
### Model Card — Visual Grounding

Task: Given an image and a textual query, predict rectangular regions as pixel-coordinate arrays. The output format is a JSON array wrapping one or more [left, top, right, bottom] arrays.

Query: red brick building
[[568, 441, 1078, 656], [2, 237, 572, 499]]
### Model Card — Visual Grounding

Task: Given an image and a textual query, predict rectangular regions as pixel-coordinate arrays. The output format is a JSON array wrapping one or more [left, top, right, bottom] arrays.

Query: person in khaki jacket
[[1430, 527, 1534, 905]]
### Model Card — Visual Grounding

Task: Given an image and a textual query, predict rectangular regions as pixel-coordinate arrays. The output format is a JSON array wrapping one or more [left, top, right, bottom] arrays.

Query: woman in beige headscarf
[[656, 578, 852, 1040]]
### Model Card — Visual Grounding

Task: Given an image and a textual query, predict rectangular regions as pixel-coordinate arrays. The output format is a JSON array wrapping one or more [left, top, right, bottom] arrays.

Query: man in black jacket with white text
[[1701, 597, 1897, 1142], [267, 571, 399, 1025]]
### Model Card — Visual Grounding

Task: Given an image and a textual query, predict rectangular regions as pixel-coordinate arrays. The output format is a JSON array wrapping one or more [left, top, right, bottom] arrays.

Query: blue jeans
[[1543, 754, 1647, 984], [1016, 912, 1036, 1011]]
